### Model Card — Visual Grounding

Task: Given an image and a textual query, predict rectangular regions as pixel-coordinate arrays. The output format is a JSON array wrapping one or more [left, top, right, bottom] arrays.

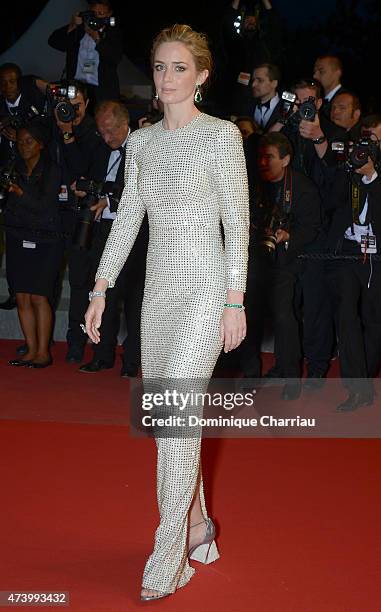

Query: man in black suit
[[240, 132, 321, 399], [48, 0, 123, 108], [268, 79, 346, 387], [325, 119, 381, 410], [252, 63, 282, 132], [73, 100, 147, 376], [313, 55, 345, 119]]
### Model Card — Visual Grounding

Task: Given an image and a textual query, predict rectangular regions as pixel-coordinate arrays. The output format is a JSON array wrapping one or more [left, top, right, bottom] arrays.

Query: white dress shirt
[[325, 84, 342, 103], [74, 33, 100, 86], [254, 94, 279, 129], [101, 134, 129, 220], [344, 172, 377, 242]]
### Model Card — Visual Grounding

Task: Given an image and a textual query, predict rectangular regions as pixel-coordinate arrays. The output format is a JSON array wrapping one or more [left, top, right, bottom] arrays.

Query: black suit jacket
[[86, 137, 148, 260], [48, 24, 123, 100], [251, 169, 322, 265], [0, 76, 46, 166], [253, 99, 283, 133], [320, 85, 347, 120]]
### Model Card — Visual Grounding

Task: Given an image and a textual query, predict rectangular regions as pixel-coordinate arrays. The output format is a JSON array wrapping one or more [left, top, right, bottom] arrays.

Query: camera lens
[[56, 101, 76, 123]]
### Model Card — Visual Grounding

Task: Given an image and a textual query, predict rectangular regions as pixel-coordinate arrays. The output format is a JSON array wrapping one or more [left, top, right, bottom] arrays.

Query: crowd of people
[[0, 0, 380, 414]]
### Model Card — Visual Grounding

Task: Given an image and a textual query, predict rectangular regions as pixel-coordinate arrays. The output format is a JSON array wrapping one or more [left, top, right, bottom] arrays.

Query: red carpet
[[1, 340, 381, 611]]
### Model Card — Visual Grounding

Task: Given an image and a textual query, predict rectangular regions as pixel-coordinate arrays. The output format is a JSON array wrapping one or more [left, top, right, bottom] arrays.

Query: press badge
[[83, 60, 96, 74], [237, 72, 251, 86], [23, 241, 36, 249], [361, 234, 377, 254], [58, 184, 68, 202]]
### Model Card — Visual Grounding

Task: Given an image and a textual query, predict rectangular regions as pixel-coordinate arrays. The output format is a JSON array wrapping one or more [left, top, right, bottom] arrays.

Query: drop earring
[[194, 84, 202, 103], [154, 91, 159, 100]]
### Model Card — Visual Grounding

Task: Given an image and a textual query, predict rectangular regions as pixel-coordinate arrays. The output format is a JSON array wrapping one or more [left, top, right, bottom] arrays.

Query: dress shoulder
[[197, 113, 243, 140], [126, 122, 163, 151]]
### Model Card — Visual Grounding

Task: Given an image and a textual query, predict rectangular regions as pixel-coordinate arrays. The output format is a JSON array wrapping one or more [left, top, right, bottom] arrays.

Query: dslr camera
[[46, 83, 78, 123], [0, 105, 40, 132], [80, 10, 116, 31], [254, 204, 290, 257], [279, 91, 317, 130], [0, 156, 18, 210], [72, 178, 122, 249], [331, 133, 380, 172]]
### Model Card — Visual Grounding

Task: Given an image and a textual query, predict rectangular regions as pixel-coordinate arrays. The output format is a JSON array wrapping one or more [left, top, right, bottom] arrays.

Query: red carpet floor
[[1, 340, 381, 611]]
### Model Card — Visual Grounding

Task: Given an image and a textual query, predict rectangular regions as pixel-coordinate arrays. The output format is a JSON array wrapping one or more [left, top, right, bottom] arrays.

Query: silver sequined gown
[[96, 113, 249, 593]]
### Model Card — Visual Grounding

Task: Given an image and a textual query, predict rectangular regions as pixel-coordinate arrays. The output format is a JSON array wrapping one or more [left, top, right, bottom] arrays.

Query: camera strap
[[351, 183, 361, 226], [282, 167, 293, 215], [102, 146, 125, 182]]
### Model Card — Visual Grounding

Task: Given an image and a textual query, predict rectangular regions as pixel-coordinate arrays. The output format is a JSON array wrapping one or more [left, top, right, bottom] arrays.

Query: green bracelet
[[224, 303, 245, 310]]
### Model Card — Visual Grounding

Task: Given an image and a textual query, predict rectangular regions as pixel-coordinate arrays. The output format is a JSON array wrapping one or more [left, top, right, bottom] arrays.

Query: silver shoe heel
[[188, 518, 220, 564], [141, 591, 170, 602]]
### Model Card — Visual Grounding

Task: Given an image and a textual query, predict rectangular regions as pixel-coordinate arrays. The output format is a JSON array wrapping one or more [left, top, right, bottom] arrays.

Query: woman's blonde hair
[[151, 24, 212, 82]]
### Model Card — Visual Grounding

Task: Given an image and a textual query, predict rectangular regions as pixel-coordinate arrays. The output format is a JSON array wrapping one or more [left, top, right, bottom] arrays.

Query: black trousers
[[90, 221, 146, 365], [296, 260, 335, 375], [236, 254, 302, 378], [67, 220, 146, 365], [326, 251, 381, 392]]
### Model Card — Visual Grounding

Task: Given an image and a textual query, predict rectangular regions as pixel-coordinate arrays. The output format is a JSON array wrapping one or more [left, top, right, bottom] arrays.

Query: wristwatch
[[312, 134, 327, 145], [89, 290, 106, 301], [63, 131, 74, 142]]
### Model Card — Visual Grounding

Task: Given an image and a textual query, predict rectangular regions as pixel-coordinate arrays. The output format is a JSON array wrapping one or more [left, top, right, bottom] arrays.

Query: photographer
[[330, 91, 362, 141], [3, 121, 63, 368], [325, 117, 381, 411], [270, 79, 345, 184], [48, 1, 123, 108], [0, 63, 46, 166], [240, 133, 321, 399], [0, 64, 46, 311], [217, 0, 282, 115], [268, 79, 347, 386], [51, 80, 102, 181], [71, 100, 147, 376], [36, 79, 103, 362]]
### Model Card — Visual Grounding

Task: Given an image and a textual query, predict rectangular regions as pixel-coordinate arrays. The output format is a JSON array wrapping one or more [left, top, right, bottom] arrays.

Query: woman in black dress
[[4, 121, 63, 368]]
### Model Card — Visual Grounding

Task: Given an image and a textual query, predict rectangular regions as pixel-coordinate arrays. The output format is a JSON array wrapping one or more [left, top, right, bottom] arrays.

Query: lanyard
[[102, 146, 125, 182]]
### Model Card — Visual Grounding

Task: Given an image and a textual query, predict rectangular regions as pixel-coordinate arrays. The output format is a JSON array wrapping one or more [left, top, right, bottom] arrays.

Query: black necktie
[[259, 100, 271, 128]]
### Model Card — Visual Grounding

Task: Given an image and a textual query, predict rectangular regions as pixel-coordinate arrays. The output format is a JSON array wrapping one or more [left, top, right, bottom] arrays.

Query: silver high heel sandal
[[140, 591, 170, 602], [188, 518, 220, 564]]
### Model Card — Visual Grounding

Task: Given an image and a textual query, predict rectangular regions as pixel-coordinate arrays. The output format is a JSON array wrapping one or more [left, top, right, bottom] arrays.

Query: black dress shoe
[[28, 358, 53, 369], [0, 296, 17, 310], [79, 359, 113, 373], [262, 367, 285, 387], [16, 343, 28, 356], [336, 392, 373, 412], [9, 359, 32, 366], [120, 362, 138, 378], [303, 372, 326, 391], [281, 381, 302, 401], [65, 345, 84, 363]]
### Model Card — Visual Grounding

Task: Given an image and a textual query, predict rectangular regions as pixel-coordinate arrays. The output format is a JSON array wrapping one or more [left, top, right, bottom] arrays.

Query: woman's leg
[[141, 436, 219, 598], [188, 467, 209, 550], [30, 294, 53, 363], [15, 293, 37, 360]]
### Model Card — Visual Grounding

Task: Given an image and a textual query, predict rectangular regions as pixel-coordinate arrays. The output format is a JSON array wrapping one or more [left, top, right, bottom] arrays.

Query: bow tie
[[259, 100, 271, 110]]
